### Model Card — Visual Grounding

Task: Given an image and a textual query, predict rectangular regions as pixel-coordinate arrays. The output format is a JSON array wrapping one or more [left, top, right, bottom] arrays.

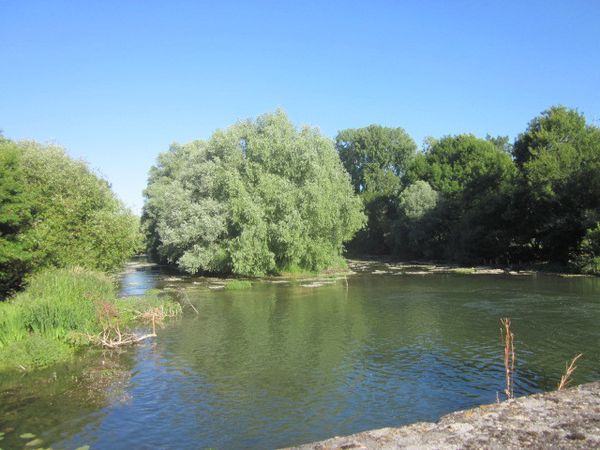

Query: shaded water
[[1, 261, 600, 449]]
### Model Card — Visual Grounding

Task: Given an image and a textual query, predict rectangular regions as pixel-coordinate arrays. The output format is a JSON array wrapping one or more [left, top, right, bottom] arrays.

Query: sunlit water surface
[[1, 261, 599, 449]]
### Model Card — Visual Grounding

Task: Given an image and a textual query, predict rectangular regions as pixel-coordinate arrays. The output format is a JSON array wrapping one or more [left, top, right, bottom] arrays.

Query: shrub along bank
[[0, 137, 143, 298], [0, 267, 181, 372]]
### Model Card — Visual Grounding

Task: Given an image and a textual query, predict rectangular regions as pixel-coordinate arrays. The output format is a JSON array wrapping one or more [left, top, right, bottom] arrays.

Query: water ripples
[[3, 270, 600, 449]]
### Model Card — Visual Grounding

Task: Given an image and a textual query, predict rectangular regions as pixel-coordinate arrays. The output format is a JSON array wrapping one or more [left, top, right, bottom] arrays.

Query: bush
[[0, 138, 32, 296], [571, 223, 600, 274]]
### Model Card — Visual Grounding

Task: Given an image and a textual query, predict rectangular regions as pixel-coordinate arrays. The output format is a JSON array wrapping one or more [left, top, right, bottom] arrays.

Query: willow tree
[[143, 110, 365, 276]]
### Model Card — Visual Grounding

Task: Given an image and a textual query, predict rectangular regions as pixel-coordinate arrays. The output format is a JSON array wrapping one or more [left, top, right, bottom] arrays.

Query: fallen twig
[[87, 321, 157, 349]]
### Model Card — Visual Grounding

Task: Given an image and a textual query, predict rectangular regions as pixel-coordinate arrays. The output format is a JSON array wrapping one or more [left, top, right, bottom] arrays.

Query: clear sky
[[1, 0, 599, 213]]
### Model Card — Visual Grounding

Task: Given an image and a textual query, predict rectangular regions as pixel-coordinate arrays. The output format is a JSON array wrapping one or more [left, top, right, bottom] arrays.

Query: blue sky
[[1, 0, 599, 213]]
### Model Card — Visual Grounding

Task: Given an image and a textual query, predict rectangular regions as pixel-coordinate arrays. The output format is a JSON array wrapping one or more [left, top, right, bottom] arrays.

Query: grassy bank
[[0, 267, 181, 372]]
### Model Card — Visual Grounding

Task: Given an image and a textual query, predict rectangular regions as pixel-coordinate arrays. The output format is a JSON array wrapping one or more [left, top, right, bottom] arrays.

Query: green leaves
[[397, 181, 438, 221], [335, 125, 417, 254], [571, 223, 600, 274], [0, 138, 142, 298], [336, 125, 416, 195], [0, 139, 33, 296], [19, 142, 142, 272], [143, 110, 365, 276], [513, 106, 600, 263], [398, 134, 517, 261]]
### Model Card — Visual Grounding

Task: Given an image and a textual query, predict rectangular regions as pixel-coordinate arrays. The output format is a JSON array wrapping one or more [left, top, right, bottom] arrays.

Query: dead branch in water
[[87, 322, 156, 349], [500, 318, 515, 400], [558, 353, 583, 390], [88, 305, 179, 349]]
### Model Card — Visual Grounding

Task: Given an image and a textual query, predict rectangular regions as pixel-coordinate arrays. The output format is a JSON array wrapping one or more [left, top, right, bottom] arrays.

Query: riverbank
[[0, 267, 181, 372], [346, 258, 598, 278], [132, 256, 596, 294], [287, 381, 600, 449]]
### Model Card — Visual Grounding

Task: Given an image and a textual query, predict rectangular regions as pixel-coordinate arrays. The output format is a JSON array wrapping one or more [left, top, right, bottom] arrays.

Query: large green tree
[[512, 106, 600, 264], [335, 125, 416, 194], [143, 110, 365, 276], [335, 125, 416, 254]]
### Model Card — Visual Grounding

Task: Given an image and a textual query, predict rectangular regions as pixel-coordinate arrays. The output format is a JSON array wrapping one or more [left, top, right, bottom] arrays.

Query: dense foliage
[[512, 106, 600, 265], [401, 134, 517, 262], [143, 110, 365, 276], [336, 125, 416, 254], [337, 106, 600, 272], [0, 138, 142, 298]]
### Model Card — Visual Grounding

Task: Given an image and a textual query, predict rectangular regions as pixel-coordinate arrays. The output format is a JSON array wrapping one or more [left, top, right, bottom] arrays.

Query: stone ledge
[[285, 382, 600, 449]]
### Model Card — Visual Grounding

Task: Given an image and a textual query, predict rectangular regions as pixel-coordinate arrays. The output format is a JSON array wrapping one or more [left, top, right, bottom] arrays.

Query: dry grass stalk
[[558, 353, 583, 390], [500, 318, 515, 400]]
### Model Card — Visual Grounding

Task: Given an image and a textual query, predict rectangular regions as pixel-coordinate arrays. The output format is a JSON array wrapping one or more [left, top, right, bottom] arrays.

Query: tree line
[[2, 104, 598, 298], [144, 106, 600, 276], [337, 106, 600, 273]]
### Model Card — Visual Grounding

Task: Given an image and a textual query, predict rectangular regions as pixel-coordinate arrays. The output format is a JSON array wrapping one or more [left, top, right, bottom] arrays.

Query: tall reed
[[17, 268, 114, 340]]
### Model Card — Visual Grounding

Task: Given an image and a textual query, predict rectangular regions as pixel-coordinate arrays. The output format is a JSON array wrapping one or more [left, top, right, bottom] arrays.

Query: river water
[[1, 261, 599, 449]]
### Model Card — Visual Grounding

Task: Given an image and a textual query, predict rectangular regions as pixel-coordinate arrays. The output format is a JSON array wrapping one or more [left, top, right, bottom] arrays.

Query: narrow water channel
[[1, 261, 599, 449]]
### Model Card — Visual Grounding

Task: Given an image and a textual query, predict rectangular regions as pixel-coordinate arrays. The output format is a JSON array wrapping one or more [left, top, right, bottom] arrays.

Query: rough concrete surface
[[285, 382, 600, 449]]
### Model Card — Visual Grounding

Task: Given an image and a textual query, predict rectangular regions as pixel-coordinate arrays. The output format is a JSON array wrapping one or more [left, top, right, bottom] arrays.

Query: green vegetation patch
[[335, 107, 600, 275], [0, 268, 181, 372], [223, 280, 253, 290], [450, 267, 477, 274]]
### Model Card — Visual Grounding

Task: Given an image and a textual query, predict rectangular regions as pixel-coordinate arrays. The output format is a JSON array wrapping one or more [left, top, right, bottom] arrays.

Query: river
[[1, 260, 599, 449]]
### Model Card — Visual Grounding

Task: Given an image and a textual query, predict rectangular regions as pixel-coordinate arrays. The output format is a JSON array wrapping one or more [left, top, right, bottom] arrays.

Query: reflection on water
[[1, 261, 600, 449]]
